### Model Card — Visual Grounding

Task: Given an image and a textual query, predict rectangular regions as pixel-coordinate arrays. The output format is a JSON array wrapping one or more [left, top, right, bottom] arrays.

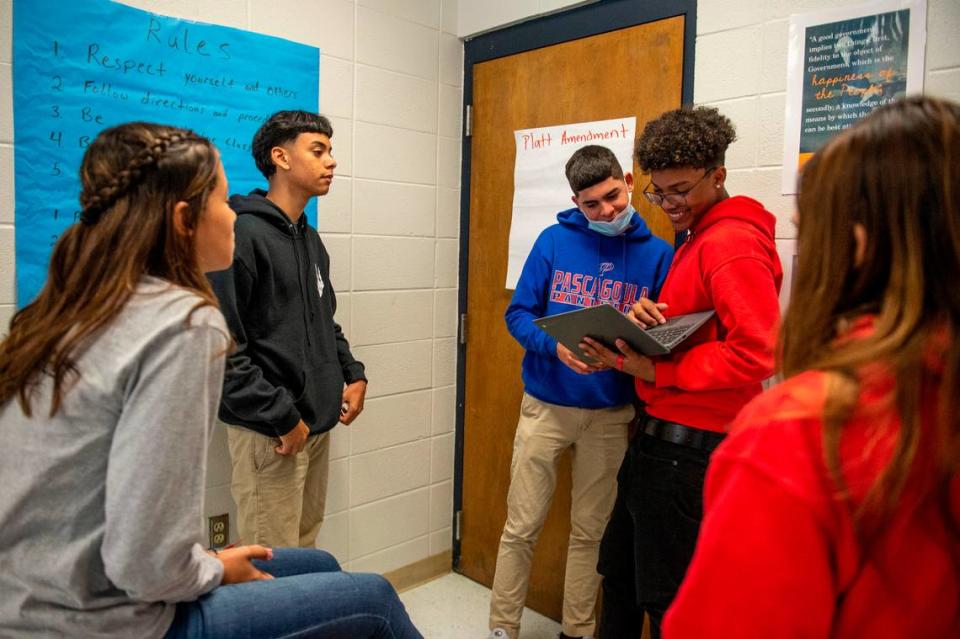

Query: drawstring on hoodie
[[288, 217, 313, 347]]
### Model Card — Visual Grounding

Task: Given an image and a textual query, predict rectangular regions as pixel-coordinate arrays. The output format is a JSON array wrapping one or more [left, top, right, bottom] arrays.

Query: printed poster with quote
[[12, 0, 319, 306], [506, 117, 636, 290], [780, 0, 926, 194]]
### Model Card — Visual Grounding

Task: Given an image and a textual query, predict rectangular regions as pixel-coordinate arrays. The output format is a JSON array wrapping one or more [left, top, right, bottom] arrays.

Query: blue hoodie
[[506, 207, 673, 408]]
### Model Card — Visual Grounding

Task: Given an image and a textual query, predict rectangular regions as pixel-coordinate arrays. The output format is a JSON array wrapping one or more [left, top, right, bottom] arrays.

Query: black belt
[[642, 415, 725, 453]]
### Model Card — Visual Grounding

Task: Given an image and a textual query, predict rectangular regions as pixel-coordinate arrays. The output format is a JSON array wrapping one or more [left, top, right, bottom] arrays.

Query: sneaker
[[487, 629, 510, 639]]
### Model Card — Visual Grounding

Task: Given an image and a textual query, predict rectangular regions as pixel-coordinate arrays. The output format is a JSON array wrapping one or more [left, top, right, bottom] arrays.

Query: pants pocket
[[519, 393, 542, 420], [253, 431, 280, 473]]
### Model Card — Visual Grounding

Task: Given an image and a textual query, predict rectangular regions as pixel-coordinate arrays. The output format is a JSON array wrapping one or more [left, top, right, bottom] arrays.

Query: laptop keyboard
[[648, 326, 689, 346]]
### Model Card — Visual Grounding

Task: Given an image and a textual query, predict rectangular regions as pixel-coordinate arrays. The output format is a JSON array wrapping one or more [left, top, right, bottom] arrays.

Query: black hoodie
[[209, 190, 365, 437]]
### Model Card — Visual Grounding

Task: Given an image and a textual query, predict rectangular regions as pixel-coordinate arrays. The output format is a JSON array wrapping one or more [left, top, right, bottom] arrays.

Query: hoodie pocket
[[296, 363, 346, 431]]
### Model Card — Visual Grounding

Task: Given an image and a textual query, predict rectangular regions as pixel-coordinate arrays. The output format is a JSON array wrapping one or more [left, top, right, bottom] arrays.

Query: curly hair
[[635, 106, 737, 172]]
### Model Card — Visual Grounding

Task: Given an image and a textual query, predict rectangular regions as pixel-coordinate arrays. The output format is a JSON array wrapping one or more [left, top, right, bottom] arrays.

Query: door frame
[[452, 0, 699, 569]]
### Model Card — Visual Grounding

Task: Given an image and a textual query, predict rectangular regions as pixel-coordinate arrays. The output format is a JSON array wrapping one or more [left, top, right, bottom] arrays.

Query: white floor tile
[[400, 573, 561, 639]]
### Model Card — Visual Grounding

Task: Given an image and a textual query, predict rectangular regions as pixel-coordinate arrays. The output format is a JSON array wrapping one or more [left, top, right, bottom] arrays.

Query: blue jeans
[[165, 548, 423, 639]]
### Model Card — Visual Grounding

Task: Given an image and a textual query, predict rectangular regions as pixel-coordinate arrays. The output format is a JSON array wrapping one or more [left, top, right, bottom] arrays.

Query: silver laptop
[[534, 304, 716, 361]]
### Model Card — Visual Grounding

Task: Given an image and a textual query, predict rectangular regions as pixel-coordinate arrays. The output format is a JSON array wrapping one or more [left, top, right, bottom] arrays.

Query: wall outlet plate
[[208, 513, 229, 549]]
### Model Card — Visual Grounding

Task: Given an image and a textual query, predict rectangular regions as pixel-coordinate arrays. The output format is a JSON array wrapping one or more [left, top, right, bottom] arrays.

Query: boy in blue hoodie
[[488, 145, 673, 639]]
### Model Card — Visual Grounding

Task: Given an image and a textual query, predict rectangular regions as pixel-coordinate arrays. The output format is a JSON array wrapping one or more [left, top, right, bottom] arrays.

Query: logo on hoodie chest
[[315, 264, 324, 298], [549, 268, 647, 312]]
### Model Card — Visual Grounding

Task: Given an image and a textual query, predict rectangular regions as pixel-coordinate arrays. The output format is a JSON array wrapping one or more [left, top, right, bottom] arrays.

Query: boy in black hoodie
[[209, 110, 367, 548]]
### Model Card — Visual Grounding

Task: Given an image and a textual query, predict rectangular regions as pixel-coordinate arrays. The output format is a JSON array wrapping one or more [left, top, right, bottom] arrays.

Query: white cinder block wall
[[456, 0, 596, 37], [692, 0, 960, 232], [0, 0, 462, 575]]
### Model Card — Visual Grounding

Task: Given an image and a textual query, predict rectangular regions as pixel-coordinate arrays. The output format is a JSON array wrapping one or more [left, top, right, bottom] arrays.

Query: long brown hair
[[0, 122, 221, 416], [780, 96, 960, 528]]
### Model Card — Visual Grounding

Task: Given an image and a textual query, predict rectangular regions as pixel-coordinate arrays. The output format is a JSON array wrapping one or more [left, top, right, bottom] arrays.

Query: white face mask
[[588, 203, 636, 236]]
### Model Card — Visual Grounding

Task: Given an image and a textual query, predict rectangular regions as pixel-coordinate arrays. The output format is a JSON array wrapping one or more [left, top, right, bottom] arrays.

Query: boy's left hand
[[340, 380, 367, 425], [579, 336, 655, 382], [557, 342, 606, 375]]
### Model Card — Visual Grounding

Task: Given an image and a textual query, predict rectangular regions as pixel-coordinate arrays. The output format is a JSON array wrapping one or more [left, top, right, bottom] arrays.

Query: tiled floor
[[400, 572, 561, 639]]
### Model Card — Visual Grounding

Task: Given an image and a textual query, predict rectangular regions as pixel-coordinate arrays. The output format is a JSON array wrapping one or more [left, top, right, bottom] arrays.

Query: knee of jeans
[[272, 547, 341, 573], [312, 548, 341, 572], [359, 573, 399, 607]]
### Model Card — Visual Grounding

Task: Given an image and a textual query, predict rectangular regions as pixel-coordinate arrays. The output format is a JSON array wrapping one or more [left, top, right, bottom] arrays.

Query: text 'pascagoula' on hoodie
[[506, 207, 674, 409], [209, 190, 365, 438]]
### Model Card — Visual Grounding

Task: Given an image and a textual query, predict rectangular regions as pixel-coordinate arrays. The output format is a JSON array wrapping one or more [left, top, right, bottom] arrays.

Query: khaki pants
[[490, 394, 631, 639], [225, 424, 330, 548]]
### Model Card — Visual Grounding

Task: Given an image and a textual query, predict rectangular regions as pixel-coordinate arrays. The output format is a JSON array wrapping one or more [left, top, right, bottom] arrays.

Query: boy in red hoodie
[[580, 106, 782, 638]]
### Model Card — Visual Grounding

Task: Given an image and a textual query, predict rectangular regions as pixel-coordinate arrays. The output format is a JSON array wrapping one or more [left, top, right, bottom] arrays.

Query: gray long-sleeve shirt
[[0, 278, 230, 638]]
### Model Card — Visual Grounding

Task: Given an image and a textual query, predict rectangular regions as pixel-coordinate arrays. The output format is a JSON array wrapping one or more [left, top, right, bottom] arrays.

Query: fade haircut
[[564, 145, 625, 195], [252, 110, 334, 179]]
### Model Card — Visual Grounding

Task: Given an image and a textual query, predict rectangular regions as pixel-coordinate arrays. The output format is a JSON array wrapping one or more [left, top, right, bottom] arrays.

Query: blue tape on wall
[[12, 0, 320, 306]]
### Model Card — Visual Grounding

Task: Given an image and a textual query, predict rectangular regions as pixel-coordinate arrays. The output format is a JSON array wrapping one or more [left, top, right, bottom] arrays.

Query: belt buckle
[[643, 416, 711, 451], [642, 416, 663, 439]]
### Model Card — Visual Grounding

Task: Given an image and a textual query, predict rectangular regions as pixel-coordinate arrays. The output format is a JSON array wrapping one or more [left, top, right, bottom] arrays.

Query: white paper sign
[[506, 116, 637, 289]]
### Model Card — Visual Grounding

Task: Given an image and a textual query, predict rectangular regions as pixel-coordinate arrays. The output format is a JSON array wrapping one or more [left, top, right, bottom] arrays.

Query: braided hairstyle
[[78, 128, 197, 224], [0, 122, 222, 416]]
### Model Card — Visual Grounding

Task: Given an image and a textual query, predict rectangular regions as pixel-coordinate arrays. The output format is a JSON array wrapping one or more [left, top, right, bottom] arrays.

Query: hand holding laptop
[[557, 342, 606, 374], [580, 298, 670, 380], [579, 335, 656, 382], [533, 304, 715, 359]]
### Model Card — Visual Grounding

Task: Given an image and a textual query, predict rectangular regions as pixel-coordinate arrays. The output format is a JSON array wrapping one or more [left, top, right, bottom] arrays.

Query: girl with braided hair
[[0, 122, 422, 638]]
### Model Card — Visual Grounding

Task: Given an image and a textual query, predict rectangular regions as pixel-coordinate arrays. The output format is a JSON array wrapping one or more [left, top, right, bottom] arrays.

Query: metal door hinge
[[459, 313, 468, 345], [464, 104, 472, 137], [454, 510, 463, 541]]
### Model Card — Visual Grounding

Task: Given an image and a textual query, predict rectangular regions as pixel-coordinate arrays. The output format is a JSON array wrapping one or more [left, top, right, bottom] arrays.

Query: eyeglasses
[[642, 168, 717, 208]]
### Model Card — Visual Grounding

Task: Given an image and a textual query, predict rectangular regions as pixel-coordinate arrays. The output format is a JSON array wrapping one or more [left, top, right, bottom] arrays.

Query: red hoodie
[[636, 196, 782, 431], [663, 321, 960, 638]]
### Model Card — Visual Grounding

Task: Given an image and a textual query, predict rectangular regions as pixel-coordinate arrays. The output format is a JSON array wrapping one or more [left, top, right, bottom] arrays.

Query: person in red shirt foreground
[[579, 106, 782, 638], [663, 96, 960, 638]]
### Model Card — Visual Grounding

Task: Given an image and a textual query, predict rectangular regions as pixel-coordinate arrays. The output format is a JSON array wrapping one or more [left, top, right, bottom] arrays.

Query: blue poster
[[12, 0, 320, 306]]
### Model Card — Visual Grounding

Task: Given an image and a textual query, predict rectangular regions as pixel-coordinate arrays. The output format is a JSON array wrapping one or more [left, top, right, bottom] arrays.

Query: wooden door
[[460, 17, 685, 622]]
